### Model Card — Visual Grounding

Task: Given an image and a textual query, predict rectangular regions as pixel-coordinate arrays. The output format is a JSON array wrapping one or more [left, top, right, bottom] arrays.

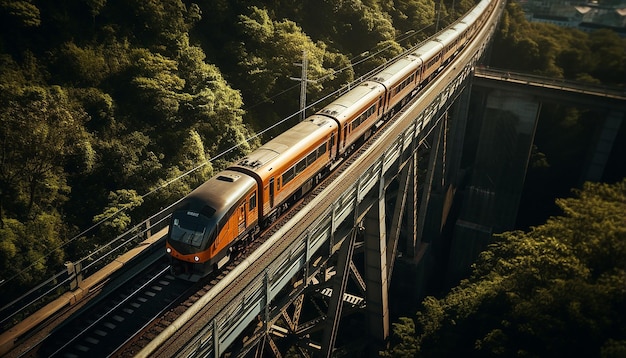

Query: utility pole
[[435, 0, 443, 32], [290, 50, 316, 121]]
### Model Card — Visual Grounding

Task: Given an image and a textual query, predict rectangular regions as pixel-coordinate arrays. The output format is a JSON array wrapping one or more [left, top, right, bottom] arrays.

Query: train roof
[[450, 20, 470, 34], [370, 54, 421, 87], [179, 169, 257, 217], [411, 40, 443, 58], [231, 115, 337, 175], [317, 81, 385, 122], [465, 1, 489, 21], [434, 28, 459, 46]]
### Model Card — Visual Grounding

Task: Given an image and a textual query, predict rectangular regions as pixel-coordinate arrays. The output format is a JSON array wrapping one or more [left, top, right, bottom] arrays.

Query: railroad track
[[13, 259, 190, 358]]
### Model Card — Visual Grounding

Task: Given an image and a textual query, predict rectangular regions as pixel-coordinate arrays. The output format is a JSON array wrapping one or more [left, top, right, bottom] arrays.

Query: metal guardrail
[[0, 201, 178, 334], [475, 67, 626, 100]]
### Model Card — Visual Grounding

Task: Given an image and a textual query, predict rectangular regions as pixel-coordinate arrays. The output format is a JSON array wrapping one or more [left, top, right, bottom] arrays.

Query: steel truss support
[[417, 114, 447, 244], [320, 227, 361, 357], [390, 152, 417, 262], [233, 225, 366, 358]]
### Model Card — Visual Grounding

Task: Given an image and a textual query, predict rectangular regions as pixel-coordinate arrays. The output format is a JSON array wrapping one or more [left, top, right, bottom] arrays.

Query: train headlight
[[194, 256, 200, 262], [166, 247, 172, 253]]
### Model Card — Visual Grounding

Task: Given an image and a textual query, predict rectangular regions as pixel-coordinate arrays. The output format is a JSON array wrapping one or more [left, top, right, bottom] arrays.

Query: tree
[[491, 2, 626, 86], [0, 84, 89, 222], [92, 189, 144, 239], [383, 179, 626, 357], [0, 0, 41, 28], [588, 29, 626, 85], [0, 213, 65, 293], [387, 0, 436, 37], [232, 6, 350, 131]]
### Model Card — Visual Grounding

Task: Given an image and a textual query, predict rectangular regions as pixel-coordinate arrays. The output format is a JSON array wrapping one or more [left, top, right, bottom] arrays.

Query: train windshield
[[170, 216, 212, 248]]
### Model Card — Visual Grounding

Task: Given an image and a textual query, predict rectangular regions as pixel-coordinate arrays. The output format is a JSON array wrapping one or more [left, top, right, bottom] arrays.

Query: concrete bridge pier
[[449, 88, 541, 283], [582, 109, 624, 183], [362, 174, 390, 353]]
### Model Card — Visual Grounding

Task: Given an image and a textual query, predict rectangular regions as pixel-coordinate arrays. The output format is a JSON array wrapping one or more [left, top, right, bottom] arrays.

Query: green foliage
[[232, 6, 352, 131], [0, 213, 65, 287], [0, 0, 259, 291], [384, 179, 626, 357], [0, 0, 41, 27], [308, 0, 396, 55], [0, 84, 88, 220], [92, 189, 144, 239], [492, 2, 626, 85], [360, 40, 406, 74], [57, 43, 109, 86], [386, 0, 436, 34], [381, 317, 419, 357]]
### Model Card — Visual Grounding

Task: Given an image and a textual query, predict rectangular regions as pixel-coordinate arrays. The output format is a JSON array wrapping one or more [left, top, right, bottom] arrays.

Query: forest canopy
[[382, 179, 626, 357], [491, 1, 626, 85]]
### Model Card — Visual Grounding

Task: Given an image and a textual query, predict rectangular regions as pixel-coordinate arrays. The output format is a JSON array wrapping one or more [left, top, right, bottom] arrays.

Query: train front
[[166, 204, 220, 281], [165, 171, 258, 281]]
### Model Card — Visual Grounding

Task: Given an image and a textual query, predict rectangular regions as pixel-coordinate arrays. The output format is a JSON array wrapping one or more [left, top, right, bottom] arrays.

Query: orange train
[[166, 0, 499, 281]]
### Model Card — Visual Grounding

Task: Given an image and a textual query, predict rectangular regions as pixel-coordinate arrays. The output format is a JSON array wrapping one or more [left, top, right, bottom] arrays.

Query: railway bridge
[[135, 39, 493, 356], [2, 3, 625, 357]]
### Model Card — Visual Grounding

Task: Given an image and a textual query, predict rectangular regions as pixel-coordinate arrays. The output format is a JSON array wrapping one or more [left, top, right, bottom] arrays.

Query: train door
[[269, 177, 275, 208], [238, 203, 246, 234]]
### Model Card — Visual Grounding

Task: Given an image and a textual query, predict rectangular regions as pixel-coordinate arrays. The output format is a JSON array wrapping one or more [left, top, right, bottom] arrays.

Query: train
[[166, 0, 500, 281]]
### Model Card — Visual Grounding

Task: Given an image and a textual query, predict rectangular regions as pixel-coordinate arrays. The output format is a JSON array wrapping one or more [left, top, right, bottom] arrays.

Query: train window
[[296, 158, 306, 174], [249, 192, 256, 210], [317, 143, 326, 157], [393, 75, 414, 96], [283, 167, 295, 185], [307, 152, 317, 166], [170, 217, 206, 248], [352, 104, 376, 131], [329, 133, 335, 148]]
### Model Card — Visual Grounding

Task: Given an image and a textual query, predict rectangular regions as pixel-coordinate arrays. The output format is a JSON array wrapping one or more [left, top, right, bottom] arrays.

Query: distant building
[[519, 0, 626, 34]]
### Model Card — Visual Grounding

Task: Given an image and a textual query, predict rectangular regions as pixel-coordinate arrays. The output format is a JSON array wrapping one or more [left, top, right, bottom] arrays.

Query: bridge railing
[[475, 66, 626, 99], [0, 201, 178, 334]]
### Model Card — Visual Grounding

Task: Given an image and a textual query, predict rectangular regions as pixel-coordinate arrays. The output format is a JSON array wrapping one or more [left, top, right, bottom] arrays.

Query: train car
[[370, 53, 422, 118], [316, 81, 386, 156], [166, 170, 259, 281], [230, 115, 339, 226]]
